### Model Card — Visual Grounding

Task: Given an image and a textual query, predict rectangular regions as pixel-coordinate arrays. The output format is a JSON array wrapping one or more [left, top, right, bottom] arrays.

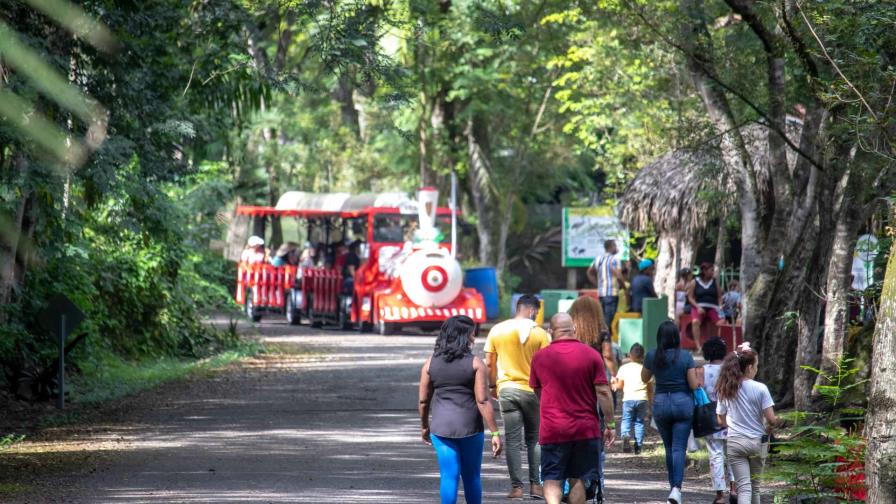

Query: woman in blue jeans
[[419, 316, 503, 504], [642, 320, 700, 504]]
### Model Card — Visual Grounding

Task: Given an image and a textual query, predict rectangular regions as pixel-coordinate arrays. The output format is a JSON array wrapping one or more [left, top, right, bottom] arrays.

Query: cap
[[639, 259, 654, 271], [247, 235, 264, 247]]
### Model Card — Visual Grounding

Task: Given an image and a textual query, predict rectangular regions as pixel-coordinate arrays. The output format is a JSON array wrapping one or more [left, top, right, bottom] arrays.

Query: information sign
[[562, 207, 629, 267]]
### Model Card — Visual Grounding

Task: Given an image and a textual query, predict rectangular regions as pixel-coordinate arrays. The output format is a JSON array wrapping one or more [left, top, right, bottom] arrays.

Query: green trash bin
[[540, 289, 579, 319], [618, 317, 644, 356], [641, 295, 669, 353]]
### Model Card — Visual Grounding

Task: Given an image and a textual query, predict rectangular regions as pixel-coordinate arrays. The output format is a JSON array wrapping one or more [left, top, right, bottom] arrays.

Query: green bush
[[767, 358, 866, 503], [0, 173, 238, 395]]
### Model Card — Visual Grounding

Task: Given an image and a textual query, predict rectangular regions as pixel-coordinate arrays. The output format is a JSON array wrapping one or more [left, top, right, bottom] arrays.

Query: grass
[[0, 483, 29, 495], [30, 342, 263, 430], [0, 434, 25, 450], [66, 342, 264, 405]]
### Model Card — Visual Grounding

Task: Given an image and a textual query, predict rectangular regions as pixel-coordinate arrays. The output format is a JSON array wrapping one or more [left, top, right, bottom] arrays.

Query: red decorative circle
[[421, 265, 449, 292]]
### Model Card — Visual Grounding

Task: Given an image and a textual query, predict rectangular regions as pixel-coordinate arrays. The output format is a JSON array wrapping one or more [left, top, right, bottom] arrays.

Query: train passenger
[[299, 242, 315, 267], [339, 240, 363, 294], [270, 242, 300, 267], [241, 235, 267, 264]]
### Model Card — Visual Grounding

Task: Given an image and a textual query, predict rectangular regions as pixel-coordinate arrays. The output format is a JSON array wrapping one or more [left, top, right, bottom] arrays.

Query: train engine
[[354, 188, 486, 334]]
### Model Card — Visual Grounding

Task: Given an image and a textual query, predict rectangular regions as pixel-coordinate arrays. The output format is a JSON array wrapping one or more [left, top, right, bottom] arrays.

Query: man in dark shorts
[[530, 313, 616, 504]]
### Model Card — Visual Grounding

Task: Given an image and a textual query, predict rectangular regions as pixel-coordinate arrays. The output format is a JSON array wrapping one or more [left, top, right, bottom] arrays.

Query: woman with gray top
[[419, 315, 503, 504], [715, 343, 780, 504]]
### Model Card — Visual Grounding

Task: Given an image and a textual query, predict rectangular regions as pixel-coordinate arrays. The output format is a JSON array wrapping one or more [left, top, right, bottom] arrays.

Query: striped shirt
[[592, 254, 619, 297]]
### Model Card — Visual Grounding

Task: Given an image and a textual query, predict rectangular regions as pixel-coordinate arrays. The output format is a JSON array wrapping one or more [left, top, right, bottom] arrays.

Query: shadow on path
[[5, 320, 716, 503]]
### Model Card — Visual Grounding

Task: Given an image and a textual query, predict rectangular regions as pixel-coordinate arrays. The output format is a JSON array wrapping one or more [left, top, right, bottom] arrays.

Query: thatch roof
[[618, 118, 802, 240], [618, 147, 723, 240]]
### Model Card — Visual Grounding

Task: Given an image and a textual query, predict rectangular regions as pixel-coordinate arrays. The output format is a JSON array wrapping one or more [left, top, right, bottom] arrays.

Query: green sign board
[[562, 207, 629, 268]]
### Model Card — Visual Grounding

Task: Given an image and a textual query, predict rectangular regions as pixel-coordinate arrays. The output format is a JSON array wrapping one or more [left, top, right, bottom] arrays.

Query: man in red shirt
[[530, 313, 616, 504]]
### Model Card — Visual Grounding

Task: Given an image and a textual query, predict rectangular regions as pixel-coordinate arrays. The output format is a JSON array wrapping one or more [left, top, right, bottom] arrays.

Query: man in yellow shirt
[[485, 294, 550, 499]]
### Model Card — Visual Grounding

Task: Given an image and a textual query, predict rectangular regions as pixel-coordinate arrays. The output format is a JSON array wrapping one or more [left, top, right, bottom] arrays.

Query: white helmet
[[247, 235, 265, 247]]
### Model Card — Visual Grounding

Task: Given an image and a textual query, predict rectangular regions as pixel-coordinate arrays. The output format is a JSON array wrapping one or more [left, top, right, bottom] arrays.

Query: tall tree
[[866, 237, 896, 500], [609, 0, 896, 403]]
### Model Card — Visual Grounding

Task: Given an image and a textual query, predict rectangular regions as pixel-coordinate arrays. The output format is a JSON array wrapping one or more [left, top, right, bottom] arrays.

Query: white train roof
[[275, 191, 415, 213]]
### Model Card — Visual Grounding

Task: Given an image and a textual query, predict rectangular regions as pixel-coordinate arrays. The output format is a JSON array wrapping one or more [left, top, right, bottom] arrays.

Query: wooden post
[[566, 268, 577, 290]]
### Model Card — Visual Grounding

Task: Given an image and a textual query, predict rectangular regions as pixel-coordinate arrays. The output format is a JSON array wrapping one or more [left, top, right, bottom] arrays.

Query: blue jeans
[[621, 400, 648, 445], [431, 432, 484, 504], [653, 392, 694, 489], [599, 296, 619, 328]]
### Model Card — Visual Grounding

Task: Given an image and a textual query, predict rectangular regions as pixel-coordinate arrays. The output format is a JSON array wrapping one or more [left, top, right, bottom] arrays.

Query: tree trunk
[[865, 240, 896, 502], [258, 97, 282, 250], [678, 238, 697, 271], [0, 153, 28, 307], [713, 218, 728, 268], [655, 236, 676, 316], [0, 197, 26, 307], [495, 192, 513, 275], [465, 117, 493, 265], [334, 72, 360, 137], [792, 221, 828, 410], [816, 195, 861, 390], [418, 98, 431, 186]]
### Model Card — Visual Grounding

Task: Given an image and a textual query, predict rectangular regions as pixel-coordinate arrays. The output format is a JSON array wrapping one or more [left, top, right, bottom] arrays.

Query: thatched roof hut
[[618, 118, 801, 313], [619, 118, 799, 240], [618, 147, 723, 242]]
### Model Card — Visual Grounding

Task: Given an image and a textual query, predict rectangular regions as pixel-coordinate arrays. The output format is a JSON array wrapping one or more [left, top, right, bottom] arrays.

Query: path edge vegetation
[[2, 0, 896, 499]]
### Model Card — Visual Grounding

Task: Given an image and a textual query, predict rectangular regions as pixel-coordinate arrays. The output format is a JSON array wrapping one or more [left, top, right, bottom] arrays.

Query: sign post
[[38, 294, 85, 410], [562, 206, 629, 268], [450, 171, 458, 258], [58, 314, 66, 410]]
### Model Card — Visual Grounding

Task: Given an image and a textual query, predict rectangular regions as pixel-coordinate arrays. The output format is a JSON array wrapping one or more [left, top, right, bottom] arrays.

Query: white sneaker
[[668, 487, 682, 504]]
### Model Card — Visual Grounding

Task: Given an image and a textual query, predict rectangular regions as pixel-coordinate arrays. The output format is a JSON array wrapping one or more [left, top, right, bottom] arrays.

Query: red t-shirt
[[529, 338, 607, 445]]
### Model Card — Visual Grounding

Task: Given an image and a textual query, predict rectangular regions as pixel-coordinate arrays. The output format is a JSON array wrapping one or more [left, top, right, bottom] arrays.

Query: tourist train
[[232, 187, 486, 334]]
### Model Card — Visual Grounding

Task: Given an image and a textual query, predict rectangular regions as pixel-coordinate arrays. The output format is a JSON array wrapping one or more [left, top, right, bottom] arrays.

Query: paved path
[[8, 321, 715, 503]]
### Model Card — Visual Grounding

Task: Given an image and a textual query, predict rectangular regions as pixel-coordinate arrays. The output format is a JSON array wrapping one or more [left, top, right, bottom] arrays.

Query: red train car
[[232, 189, 486, 334]]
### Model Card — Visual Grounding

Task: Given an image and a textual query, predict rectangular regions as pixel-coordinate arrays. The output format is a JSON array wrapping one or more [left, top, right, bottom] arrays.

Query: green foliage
[[0, 434, 25, 451], [0, 0, 247, 397], [768, 358, 867, 502], [67, 343, 261, 405]]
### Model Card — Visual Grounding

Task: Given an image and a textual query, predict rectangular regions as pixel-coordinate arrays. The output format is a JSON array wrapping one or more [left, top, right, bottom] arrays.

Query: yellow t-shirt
[[484, 319, 550, 393], [616, 361, 649, 401]]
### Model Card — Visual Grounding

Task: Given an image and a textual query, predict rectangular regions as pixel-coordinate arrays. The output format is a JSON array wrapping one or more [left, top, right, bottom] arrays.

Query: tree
[[605, 0, 896, 404], [866, 235, 896, 501]]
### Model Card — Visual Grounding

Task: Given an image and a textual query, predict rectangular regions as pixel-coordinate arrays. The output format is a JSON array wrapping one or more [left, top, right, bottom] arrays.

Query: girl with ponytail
[[715, 343, 780, 504]]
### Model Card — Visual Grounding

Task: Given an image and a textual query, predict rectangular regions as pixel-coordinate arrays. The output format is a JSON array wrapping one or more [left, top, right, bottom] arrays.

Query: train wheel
[[338, 304, 351, 330], [245, 290, 262, 323], [307, 296, 322, 328], [285, 293, 301, 326]]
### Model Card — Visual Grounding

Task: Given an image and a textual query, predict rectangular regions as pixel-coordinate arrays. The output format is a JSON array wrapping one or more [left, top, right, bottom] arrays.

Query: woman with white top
[[715, 343, 779, 504], [698, 337, 736, 504]]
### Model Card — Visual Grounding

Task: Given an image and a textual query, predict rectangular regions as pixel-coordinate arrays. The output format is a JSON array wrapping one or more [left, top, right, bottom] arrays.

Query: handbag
[[692, 387, 722, 438]]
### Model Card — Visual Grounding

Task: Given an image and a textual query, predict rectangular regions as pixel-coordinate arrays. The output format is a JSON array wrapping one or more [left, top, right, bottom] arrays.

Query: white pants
[[727, 436, 767, 504], [704, 437, 735, 491]]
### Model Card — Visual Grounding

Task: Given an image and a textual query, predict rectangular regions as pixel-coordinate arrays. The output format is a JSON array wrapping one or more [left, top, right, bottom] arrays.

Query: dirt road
[[5, 320, 715, 503]]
